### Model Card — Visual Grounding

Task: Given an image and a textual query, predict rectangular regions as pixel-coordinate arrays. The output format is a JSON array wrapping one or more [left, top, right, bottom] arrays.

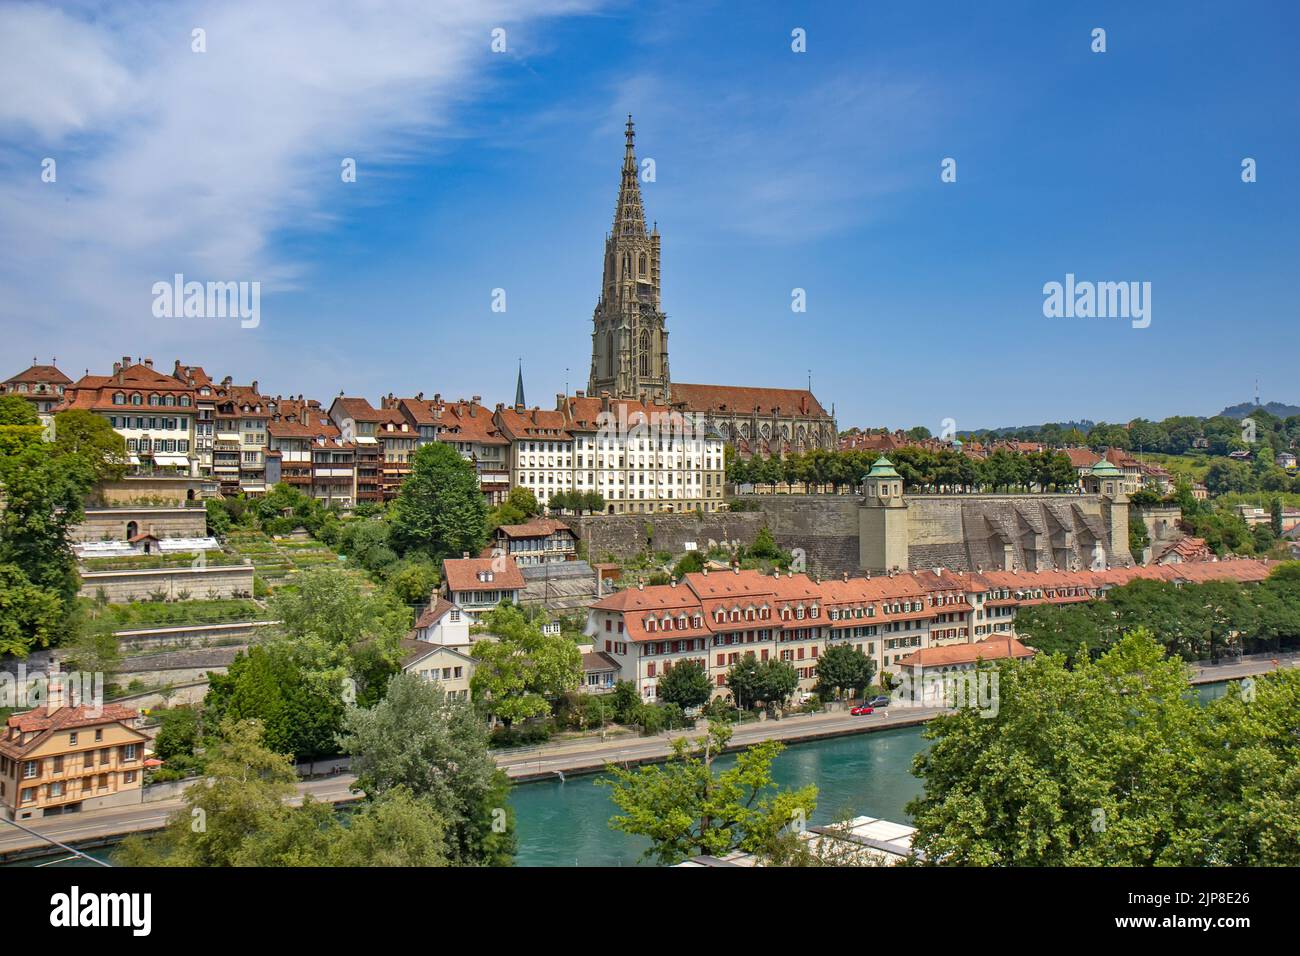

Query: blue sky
[[1, 0, 1296, 430]]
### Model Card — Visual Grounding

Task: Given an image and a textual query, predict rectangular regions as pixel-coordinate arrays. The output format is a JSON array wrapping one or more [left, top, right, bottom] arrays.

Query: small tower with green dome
[[859, 456, 909, 572], [1081, 455, 1131, 567]]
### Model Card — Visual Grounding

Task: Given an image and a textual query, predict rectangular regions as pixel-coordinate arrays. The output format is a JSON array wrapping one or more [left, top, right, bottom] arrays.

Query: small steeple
[[515, 361, 526, 408]]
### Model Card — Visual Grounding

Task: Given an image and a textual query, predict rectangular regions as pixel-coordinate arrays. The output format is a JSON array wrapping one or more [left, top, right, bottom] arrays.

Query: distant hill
[[969, 421, 1095, 438], [1218, 401, 1300, 420]]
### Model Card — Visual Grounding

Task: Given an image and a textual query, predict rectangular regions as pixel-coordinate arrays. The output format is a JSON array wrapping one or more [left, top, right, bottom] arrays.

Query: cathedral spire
[[589, 118, 669, 403], [613, 114, 646, 238], [515, 361, 525, 408]]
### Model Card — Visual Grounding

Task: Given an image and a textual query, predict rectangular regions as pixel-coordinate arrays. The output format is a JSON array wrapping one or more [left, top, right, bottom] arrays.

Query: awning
[[152, 454, 189, 466], [216, 433, 241, 442]]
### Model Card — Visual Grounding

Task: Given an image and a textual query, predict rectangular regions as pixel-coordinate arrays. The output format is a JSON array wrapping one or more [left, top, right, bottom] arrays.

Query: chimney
[[601, 391, 611, 413], [638, 581, 645, 591], [557, 393, 565, 410], [121, 355, 131, 368], [45, 663, 66, 714], [143, 358, 153, 369], [733, 565, 740, 575], [670, 577, 677, 588], [842, 571, 849, 582], [702, 566, 708, 576], [462, 551, 469, 559], [472, 395, 481, 404], [576, 390, 585, 398]]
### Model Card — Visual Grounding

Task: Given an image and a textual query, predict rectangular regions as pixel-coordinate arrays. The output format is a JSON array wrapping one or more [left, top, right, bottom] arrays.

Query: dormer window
[[130, 394, 142, 405], [113, 393, 125, 405]]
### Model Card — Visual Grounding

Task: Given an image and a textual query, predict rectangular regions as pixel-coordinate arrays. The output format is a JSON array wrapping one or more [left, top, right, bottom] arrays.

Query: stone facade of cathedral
[[587, 118, 837, 457]]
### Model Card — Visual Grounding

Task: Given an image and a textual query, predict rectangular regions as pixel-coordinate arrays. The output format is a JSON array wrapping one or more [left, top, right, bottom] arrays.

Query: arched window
[[606, 331, 615, 379], [623, 252, 631, 275], [638, 253, 647, 276], [639, 330, 650, 377], [125, 521, 138, 540]]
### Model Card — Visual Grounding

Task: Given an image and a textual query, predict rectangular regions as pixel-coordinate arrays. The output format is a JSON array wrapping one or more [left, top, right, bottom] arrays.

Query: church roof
[[670, 383, 829, 419]]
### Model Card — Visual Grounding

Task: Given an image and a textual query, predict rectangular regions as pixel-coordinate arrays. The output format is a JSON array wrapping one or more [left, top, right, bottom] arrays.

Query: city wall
[[565, 513, 766, 563]]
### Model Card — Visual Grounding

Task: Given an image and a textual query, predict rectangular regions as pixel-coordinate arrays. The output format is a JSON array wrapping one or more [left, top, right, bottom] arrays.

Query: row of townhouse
[[585, 559, 1276, 702], [13, 358, 721, 514], [496, 391, 727, 514]]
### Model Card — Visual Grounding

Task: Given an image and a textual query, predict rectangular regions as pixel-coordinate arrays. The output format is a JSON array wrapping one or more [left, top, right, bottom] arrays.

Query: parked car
[[867, 695, 891, 708], [850, 705, 874, 716]]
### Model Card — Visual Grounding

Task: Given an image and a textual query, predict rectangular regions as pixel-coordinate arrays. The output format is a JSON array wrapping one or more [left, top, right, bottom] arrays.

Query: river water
[[9, 681, 1234, 867]]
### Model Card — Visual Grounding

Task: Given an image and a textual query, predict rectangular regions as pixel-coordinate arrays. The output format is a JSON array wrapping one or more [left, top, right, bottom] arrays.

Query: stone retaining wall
[[77, 564, 255, 602], [566, 513, 766, 562]]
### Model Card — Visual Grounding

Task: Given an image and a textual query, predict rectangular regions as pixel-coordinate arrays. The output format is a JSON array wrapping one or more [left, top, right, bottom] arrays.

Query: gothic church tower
[[588, 116, 670, 401]]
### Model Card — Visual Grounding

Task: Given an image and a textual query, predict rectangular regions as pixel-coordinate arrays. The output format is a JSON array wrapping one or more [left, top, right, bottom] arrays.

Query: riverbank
[[2, 657, 1286, 864]]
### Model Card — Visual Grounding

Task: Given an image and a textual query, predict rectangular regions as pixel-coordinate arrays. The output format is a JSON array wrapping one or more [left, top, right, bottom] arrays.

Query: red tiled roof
[[1, 703, 143, 759], [671, 383, 828, 419], [55, 363, 196, 413], [442, 556, 526, 592], [495, 518, 574, 539], [1062, 448, 1100, 469], [899, 637, 1034, 668], [413, 596, 458, 630], [589, 560, 1277, 643], [4, 364, 71, 386], [494, 405, 571, 441]]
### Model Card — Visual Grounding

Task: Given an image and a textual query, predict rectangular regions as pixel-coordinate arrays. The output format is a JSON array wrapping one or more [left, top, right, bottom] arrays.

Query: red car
[[850, 705, 874, 716]]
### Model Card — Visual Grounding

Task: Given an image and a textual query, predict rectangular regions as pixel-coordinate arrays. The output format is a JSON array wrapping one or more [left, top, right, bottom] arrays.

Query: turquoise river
[[8, 682, 1233, 867]]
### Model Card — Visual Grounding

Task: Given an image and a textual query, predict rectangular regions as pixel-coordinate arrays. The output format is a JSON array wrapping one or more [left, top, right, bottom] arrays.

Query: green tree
[[204, 645, 345, 761], [750, 526, 780, 560], [907, 630, 1300, 865], [600, 719, 818, 865], [269, 566, 410, 706], [117, 718, 299, 867], [0, 395, 38, 425], [389, 442, 488, 560], [51, 409, 128, 482], [337, 671, 515, 865], [384, 558, 440, 606], [470, 603, 582, 726], [814, 644, 875, 699], [672, 550, 705, 578], [657, 658, 712, 709], [1129, 514, 1150, 556], [0, 563, 64, 657]]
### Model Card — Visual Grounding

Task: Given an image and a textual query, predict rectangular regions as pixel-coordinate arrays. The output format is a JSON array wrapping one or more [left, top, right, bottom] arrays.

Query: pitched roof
[[898, 637, 1034, 668], [1, 703, 143, 759], [4, 363, 71, 386], [494, 518, 574, 539], [671, 383, 829, 419], [493, 405, 571, 441], [582, 650, 621, 672], [413, 596, 458, 629], [441, 556, 526, 592], [56, 362, 197, 413], [1062, 447, 1100, 469]]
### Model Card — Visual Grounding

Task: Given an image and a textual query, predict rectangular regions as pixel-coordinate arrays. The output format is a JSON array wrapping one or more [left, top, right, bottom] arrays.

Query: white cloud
[[0, 0, 601, 378]]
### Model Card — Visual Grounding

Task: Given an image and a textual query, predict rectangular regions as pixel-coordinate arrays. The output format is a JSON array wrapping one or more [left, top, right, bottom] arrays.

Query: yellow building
[[0, 700, 147, 821]]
